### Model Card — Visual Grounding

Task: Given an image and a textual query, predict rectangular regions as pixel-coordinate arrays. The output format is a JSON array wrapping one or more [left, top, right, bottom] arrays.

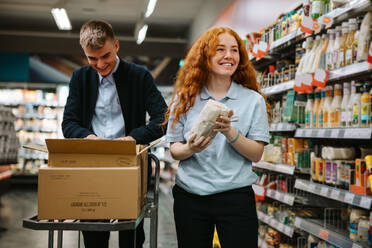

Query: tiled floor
[[0, 183, 177, 248]]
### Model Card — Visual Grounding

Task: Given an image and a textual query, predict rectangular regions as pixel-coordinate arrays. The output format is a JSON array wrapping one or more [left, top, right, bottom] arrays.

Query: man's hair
[[80, 20, 115, 49]]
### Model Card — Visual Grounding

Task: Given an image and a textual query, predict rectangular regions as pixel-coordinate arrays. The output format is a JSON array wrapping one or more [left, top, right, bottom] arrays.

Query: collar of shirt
[[200, 81, 239, 101], [98, 54, 120, 85]]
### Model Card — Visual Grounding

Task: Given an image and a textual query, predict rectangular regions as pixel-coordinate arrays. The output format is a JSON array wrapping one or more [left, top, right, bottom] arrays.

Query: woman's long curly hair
[[165, 26, 270, 128]]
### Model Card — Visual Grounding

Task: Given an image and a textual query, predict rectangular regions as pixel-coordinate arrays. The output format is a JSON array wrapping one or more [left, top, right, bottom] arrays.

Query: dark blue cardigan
[[62, 59, 167, 144]]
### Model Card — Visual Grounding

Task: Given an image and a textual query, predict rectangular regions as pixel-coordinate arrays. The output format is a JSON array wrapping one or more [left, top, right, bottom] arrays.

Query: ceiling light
[[144, 0, 157, 18], [51, 8, 72, 30], [136, 24, 148, 45]]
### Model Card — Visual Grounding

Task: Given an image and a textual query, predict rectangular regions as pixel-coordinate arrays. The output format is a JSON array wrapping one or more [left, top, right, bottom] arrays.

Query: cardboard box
[[25, 139, 150, 206], [38, 167, 141, 220], [45, 139, 144, 168]]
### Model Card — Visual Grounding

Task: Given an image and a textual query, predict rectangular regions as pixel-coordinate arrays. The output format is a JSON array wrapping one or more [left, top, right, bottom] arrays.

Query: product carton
[[25, 139, 150, 205], [38, 167, 141, 220]]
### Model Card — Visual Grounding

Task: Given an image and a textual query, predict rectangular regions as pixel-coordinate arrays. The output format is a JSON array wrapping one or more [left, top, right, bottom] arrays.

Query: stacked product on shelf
[[250, 1, 372, 247], [0, 87, 65, 178]]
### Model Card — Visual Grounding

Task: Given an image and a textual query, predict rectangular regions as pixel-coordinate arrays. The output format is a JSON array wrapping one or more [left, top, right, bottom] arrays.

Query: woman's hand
[[213, 109, 237, 141], [187, 133, 212, 153]]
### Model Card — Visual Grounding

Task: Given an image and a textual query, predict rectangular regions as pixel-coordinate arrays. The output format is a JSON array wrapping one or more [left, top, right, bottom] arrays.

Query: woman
[[165, 27, 270, 248]]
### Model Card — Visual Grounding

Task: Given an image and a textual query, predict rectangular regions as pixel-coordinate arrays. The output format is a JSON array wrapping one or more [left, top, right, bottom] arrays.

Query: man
[[62, 19, 167, 248]]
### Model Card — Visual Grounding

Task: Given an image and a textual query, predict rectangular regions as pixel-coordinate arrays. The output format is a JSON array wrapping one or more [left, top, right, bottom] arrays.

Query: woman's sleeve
[[246, 96, 270, 144], [166, 105, 186, 143]]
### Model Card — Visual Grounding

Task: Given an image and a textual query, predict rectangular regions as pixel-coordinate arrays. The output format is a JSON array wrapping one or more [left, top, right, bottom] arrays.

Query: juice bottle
[[313, 90, 321, 128], [304, 35, 321, 73], [352, 83, 362, 127], [314, 33, 329, 70], [361, 83, 371, 127], [333, 26, 342, 69], [323, 86, 333, 128], [331, 84, 342, 127], [326, 29, 335, 70], [345, 19, 357, 65], [305, 92, 314, 128], [341, 82, 350, 127], [347, 81, 356, 127], [317, 89, 326, 128], [311, 0, 324, 19], [337, 22, 349, 68]]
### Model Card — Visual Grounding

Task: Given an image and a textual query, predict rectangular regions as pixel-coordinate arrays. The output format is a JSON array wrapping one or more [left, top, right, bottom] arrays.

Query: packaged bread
[[190, 99, 229, 140]]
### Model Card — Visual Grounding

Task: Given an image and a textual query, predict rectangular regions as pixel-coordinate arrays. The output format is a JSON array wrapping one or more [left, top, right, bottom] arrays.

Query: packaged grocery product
[[357, 12, 372, 62]]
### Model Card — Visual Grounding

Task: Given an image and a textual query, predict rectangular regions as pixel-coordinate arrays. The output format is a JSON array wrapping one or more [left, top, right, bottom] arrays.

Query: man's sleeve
[[62, 70, 94, 138], [128, 71, 168, 144]]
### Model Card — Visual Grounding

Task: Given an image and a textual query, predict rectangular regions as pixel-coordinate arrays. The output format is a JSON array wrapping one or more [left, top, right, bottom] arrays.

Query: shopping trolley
[[23, 153, 160, 248]]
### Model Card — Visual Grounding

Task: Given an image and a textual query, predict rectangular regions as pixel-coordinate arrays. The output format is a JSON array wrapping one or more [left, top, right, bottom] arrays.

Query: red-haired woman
[[165, 27, 270, 247]]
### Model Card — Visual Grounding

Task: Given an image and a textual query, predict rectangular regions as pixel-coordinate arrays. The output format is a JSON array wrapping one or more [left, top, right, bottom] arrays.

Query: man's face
[[83, 39, 119, 77]]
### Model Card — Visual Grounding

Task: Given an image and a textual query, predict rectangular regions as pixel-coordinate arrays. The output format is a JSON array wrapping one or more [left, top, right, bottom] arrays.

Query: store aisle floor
[[0, 183, 177, 248]]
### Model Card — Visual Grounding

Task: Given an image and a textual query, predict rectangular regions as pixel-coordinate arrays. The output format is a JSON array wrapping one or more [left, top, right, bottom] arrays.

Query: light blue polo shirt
[[166, 81, 270, 196]]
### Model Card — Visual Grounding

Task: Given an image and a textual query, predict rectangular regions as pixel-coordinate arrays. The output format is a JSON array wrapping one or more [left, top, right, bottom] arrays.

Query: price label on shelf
[[318, 228, 329, 240], [320, 187, 329, 196], [269, 218, 276, 226], [294, 217, 302, 228], [320, 15, 333, 28], [318, 129, 326, 137], [331, 189, 340, 199], [309, 183, 317, 192], [277, 123, 284, 130], [360, 197, 372, 209], [344, 192, 355, 204], [301, 15, 314, 34], [352, 243, 362, 248], [330, 129, 339, 138], [278, 223, 285, 231], [284, 226, 292, 236]]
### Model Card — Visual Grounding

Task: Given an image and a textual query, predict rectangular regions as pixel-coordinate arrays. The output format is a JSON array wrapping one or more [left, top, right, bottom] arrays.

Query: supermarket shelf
[[16, 128, 58, 133], [16, 114, 57, 120], [261, 80, 294, 96], [253, 161, 295, 175], [266, 188, 295, 206], [257, 210, 294, 237], [0, 102, 64, 108], [269, 122, 297, 132], [269, 29, 301, 51], [295, 127, 372, 140], [294, 217, 369, 248], [294, 179, 372, 210], [321, 0, 372, 26], [0, 170, 12, 182], [327, 61, 371, 81]]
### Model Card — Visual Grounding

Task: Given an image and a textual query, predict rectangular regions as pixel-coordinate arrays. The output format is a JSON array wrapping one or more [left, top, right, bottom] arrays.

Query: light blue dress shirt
[[166, 81, 270, 195], [91, 55, 125, 139]]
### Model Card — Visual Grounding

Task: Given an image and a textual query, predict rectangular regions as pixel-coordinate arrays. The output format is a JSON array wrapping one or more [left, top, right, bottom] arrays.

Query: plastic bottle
[[351, 18, 359, 63], [305, 92, 314, 128], [331, 84, 342, 127], [357, 12, 372, 62], [314, 33, 329, 70], [337, 22, 349, 68], [317, 89, 326, 128], [352, 83, 362, 127], [345, 19, 357, 65], [307, 234, 319, 248], [323, 86, 333, 128], [326, 29, 336, 70], [304, 35, 321, 73], [360, 83, 371, 127], [341, 82, 351, 127], [333, 26, 342, 69], [311, 0, 324, 19], [347, 81, 356, 127], [296, 37, 313, 75], [313, 90, 321, 128]]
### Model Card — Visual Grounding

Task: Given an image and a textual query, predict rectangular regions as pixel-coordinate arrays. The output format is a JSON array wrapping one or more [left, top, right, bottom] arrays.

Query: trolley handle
[[148, 152, 160, 206]]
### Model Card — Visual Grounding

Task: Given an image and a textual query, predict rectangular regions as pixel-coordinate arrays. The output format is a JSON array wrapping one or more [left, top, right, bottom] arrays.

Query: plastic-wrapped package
[[321, 146, 355, 160], [190, 99, 229, 140]]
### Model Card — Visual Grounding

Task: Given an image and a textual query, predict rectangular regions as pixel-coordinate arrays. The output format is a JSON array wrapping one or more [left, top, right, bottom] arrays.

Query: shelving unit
[[252, 1, 372, 247], [253, 161, 296, 175], [294, 217, 369, 248], [294, 179, 372, 210], [257, 210, 295, 238]]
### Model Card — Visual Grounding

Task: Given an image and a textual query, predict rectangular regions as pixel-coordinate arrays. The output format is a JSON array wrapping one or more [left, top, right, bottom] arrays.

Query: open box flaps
[[45, 139, 141, 167]]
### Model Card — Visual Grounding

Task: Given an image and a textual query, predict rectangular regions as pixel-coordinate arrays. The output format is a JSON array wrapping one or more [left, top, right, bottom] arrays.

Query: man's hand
[[187, 133, 212, 153], [115, 136, 135, 141], [85, 134, 104, 140]]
